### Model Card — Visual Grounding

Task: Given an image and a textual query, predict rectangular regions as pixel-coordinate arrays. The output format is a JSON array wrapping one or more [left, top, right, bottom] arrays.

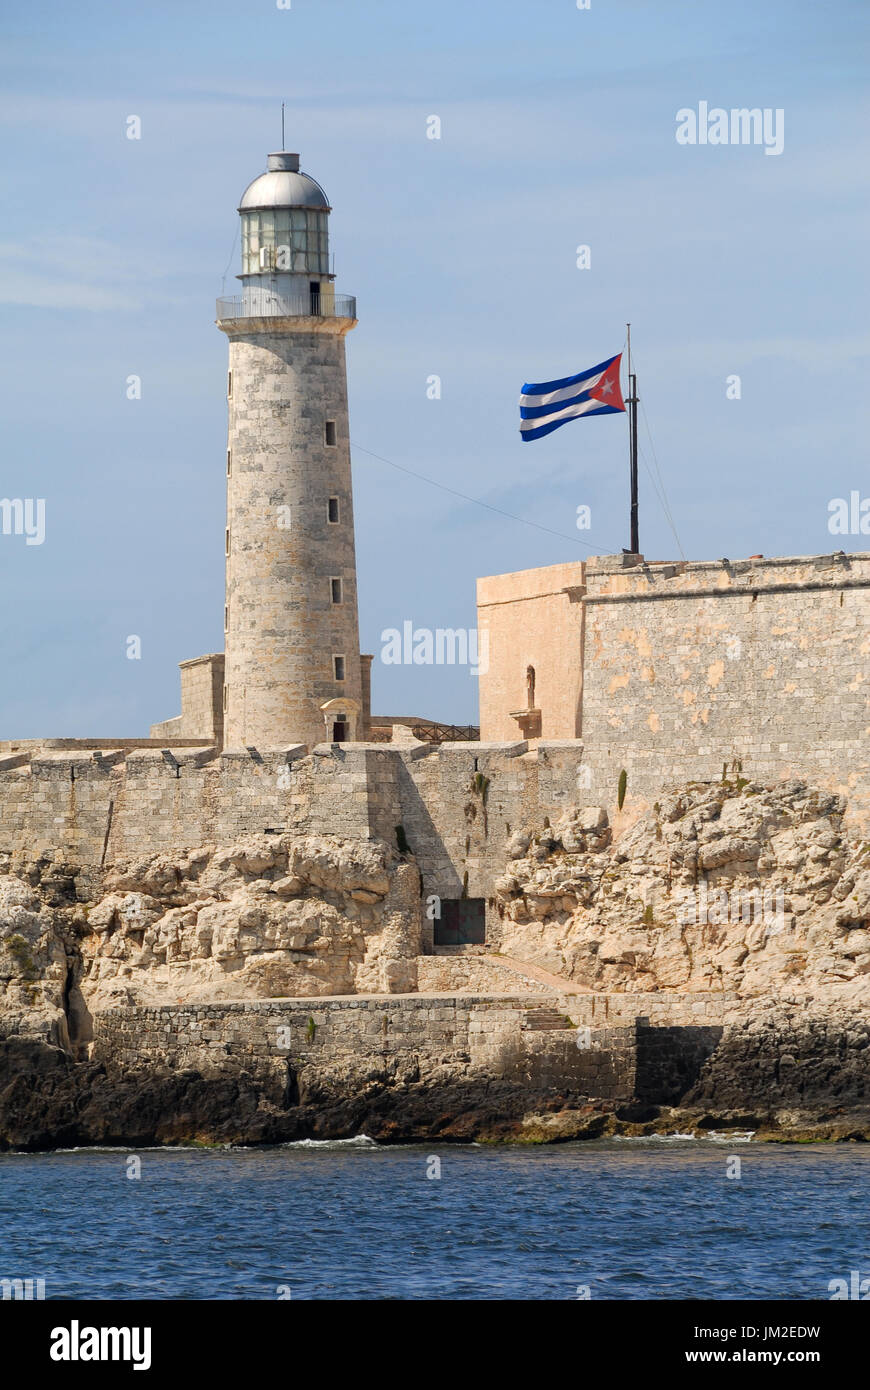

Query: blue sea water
[[1, 1138, 868, 1300]]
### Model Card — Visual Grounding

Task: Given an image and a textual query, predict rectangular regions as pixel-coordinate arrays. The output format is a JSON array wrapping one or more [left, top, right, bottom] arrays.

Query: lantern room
[[239, 152, 331, 278]]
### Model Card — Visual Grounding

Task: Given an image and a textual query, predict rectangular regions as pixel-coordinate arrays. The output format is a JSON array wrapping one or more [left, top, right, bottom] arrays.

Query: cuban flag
[[519, 352, 625, 441]]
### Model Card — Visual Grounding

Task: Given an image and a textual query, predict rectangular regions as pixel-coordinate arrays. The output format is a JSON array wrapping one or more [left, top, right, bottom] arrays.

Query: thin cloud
[[0, 237, 148, 311]]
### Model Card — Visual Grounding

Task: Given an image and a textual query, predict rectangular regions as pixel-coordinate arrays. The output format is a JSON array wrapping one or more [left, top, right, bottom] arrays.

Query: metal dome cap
[[238, 152, 331, 212]]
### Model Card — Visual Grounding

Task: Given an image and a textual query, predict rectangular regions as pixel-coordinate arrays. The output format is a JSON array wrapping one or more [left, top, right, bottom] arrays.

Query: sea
[[1, 1138, 868, 1301]]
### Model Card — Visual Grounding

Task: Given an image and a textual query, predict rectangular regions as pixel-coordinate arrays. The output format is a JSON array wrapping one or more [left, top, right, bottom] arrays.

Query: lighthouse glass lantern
[[237, 152, 333, 315], [241, 209, 329, 275]]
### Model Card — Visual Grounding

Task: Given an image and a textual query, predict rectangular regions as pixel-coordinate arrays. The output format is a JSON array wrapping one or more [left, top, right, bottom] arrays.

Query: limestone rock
[[0, 832, 422, 1029], [0, 877, 70, 1045], [492, 779, 869, 1006], [506, 830, 532, 859]]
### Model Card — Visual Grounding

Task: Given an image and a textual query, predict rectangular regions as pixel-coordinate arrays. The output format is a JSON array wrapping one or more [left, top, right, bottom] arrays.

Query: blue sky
[[1, 0, 867, 733]]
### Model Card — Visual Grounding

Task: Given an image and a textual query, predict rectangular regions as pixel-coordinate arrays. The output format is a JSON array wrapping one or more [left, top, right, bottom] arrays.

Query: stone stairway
[[521, 1004, 574, 1031], [416, 948, 586, 998], [489, 953, 588, 995]]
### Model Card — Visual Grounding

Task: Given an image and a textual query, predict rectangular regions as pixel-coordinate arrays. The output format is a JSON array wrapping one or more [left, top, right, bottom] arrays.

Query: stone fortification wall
[[0, 747, 310, 866], [579, 551, 870, 829], [92, 994, 638, 1101], [5, 989, 867, 1149], [91, 992, 743, 1085], [150, 653, 225, 744], [0, 746, 410, 868], [90, 991, 775, 1119], [474, 550, 870, 831], [477, 561, 585, 742], [4, 543, 868, 929]]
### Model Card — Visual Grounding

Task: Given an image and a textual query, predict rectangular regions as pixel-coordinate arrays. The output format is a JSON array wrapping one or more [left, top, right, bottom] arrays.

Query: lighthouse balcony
[[216, 290, 356, 322]]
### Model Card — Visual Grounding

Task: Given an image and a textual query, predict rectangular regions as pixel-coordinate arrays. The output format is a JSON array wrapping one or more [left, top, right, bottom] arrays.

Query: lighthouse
[[216, 151, 363, 750]]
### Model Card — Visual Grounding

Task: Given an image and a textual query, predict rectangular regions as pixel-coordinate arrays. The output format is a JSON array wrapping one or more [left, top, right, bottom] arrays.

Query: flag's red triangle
[[588, 353, 626, 412]]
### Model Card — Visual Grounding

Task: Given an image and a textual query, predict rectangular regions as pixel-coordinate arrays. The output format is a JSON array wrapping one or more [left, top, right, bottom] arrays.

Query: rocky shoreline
[[2, 1017, 868, 1152], [2, 777, 869, 1152]]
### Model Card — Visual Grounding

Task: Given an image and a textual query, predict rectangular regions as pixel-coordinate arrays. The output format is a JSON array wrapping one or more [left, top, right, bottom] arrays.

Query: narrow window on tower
[[227, 450, 232, 477], [327, 496, 340, 524], [333, 655, 346, 682], [227, 371, 233, 398], [225, 529, 230, 556], [325, 420, 337, 447], [330, 577, 343, 605], [223, 684, 228, 710], [224, 605, 229, 632]]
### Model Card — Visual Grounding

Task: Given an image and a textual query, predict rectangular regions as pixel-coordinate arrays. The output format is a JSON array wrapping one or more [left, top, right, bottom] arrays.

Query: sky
[[0, 0, 867, 734]]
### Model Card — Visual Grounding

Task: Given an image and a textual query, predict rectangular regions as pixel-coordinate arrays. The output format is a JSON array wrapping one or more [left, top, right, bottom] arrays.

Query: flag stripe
[[520, 355, 618, 399], [519, 370, 606, 411], [520, 387, 595, 420], [520, 399, 622, 440]]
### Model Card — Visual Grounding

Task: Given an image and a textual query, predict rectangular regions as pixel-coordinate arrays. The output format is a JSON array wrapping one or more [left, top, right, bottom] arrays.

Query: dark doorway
[[434, 898, 486, 946], [309, 281, 321, 314], [332, 721, 348, 743]]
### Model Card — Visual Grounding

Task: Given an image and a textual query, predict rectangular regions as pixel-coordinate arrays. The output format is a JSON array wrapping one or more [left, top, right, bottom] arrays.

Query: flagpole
[[626, 322, 639, 555]]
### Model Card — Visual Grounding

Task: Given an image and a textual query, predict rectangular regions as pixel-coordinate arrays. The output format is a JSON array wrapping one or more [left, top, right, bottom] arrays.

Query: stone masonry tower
[[217, 151, 362, 750]]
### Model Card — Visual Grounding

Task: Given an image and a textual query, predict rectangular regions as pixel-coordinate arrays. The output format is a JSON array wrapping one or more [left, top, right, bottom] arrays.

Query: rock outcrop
[[0, 834, 421, 1051], [494, 778, 870, 1005]]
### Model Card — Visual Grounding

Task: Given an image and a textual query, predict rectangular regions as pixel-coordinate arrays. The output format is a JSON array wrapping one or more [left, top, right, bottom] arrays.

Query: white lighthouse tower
[[217, 151, 363, 750]]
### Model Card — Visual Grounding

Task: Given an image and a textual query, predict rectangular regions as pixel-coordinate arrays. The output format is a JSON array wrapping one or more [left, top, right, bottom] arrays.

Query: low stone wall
[[93, 994, 536, 1074], [0, 741, 588, 896], [92, 994, 639, 1101], [558, 991, 740, 1029], [90, 991, 752, 1110], [0, 746, 399, 866], [6, 993, 870, 1149]]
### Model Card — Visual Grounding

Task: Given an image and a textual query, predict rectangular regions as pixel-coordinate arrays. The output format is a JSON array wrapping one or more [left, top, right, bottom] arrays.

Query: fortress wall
[[319, 746, 401, 846], [0, 745, 411, 868], [0, 749, 316, 866], [580, 552, 870, 829], [0, 754, 123, 865], [91, 993, 741, 1103], [109, 748, 318, 857], [149, 654, 225, 743], [3, 543, 867, 892], [477, 561, 586, 742], [92, 994, 638, 1100], [180, 654, 225, 744]]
